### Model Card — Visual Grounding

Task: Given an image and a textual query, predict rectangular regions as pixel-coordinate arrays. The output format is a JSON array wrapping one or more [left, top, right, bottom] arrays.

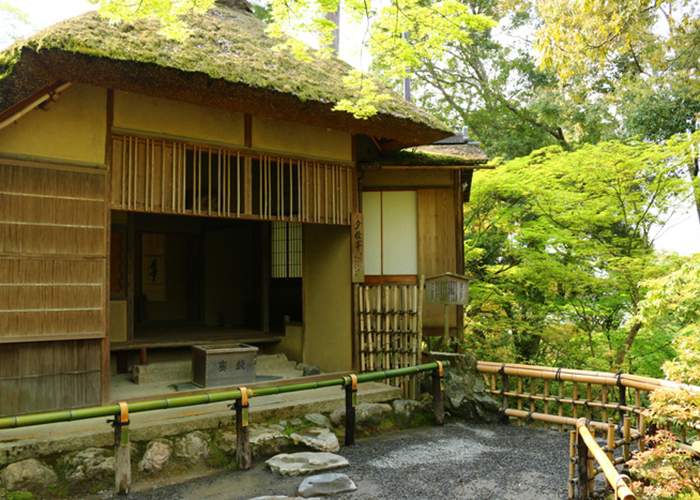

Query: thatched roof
[[360, 139, 488, 169], [0, 0, 451, 147], [413, 143, 488, 163]]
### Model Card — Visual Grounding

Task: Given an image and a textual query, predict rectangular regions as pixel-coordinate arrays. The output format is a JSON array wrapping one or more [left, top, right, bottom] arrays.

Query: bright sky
[[4, 0, 700, 256]]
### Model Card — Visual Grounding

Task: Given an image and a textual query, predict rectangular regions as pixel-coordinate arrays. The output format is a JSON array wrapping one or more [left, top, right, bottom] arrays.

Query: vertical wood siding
[[110, 134, 356, 225], [0, 160, 106, 415], [417, 188, 458, 329]]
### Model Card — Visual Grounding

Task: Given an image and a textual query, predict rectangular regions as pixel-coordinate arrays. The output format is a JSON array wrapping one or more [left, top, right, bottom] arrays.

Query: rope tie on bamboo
[[616, 370, 624, 387], [498, 363, 506, 375], [555, 367, 562, 382], [526, 410, 534, 423]]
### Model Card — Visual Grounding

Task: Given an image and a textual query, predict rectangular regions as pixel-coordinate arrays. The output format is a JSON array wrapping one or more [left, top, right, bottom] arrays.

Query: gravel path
[[124, 422, 578, 500]]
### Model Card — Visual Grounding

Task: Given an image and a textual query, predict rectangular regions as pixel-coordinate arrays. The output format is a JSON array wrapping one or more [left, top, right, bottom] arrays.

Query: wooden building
[[0, 0, 487, 417]]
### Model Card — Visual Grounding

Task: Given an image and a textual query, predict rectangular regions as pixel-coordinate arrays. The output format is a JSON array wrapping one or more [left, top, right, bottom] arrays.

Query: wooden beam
[[102, 88, 115, 405], [244, 114, 252, 148]]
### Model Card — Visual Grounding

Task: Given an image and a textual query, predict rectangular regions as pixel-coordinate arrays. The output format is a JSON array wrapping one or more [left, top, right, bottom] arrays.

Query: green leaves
[[464, 136, 694, 370], [89, 0, 216, 41]]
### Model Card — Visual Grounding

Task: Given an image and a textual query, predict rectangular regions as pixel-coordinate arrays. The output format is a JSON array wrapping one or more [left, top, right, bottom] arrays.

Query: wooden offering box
[[192, 343, 258, 388]]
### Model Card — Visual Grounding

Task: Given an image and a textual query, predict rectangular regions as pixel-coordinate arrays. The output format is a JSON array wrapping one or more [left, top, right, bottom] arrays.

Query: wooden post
[[607, 419, 615, 463], [501, 370, 509, 415], [569, 430, 577, 500], [577, 420, 589, 500], [344, 374, 358, 446], [618, 378, 627, 427], [112, 402, 131, 495], [623, 415, 631, 462], [432, 361, 445, 426], [236, 388, 251, 470], [587, 426, 595, 495]]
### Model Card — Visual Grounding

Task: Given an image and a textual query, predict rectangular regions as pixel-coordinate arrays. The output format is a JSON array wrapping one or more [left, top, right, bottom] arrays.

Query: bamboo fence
[[356, 282, 423, 398], [477, 361, 700, 499], [110, 133, 356, 225]]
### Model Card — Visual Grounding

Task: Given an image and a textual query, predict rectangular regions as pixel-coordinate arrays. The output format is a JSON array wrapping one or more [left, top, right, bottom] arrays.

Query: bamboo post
[[602, 386, 608, 423], [573, 385, 579, 419], [577, 423, 590, 500], [586, 384, 592, 421], [623, 415, 631, 461], [587, 426, 595, 495], [618, 378, 627, 427], [569, 430, 577, 500], [235, 387, 251, 470], [344, 374, 358, 446], [639, 413, 646, 452], [111, 402, 131, 495], [559, 381, 565, 432], [544, 379, 550, 431], [530, 378, 536, 429], [517, 376, 523, 427], [607, 419, 615, 463], [358, 286, 366, 373], [432, 362, 445, 426], [501, 370, 509, 415]]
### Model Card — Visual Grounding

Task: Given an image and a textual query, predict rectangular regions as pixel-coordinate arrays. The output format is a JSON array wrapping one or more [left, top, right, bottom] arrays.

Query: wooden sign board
[[425, 273, 470, 305], [351, 213, 364, 283]]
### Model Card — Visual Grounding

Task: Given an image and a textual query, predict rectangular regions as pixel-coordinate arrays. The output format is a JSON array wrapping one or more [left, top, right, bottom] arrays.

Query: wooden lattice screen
[[111, 134, 356, 225], [356, 283, 423, 398]]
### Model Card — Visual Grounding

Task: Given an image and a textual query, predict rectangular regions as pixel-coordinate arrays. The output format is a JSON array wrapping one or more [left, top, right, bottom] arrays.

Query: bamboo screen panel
[[0, 162, 106, 342], [356, 284, 423, 398], [0, 339, 101, 416], [111, 134, 356, 225]]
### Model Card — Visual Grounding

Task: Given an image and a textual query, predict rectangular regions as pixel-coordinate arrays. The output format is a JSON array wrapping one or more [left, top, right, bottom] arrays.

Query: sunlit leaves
[[89, 0, 216, 40], [464, 136, 694, 370]]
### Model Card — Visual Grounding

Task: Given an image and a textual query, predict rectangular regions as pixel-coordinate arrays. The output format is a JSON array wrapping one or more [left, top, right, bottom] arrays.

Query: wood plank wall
[[0, 159, 106, 416], [111, 134, 356, 225], [417, 188, 459, 330]]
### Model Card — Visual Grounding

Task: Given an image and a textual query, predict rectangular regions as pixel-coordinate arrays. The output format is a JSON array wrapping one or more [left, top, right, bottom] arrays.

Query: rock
[[298, 473, 357, 497], [331, 403, 392, 430], [304, 413, 332, 429], [215, 430, 237, 455], [61, 447, 115, 483], [266, 452, 349, 476], [174, 431, 210, 464], [290, 427, 339, 453], [429, 352, 500, 422], [138, 440, 173, 473], [303, 365, 321, 376], [249, 497, 320, 500], [279, 420, 288, 427], [692, 441, 700, 454], [0, 458, 58, 492], [290, 418, 303, 427], [392, 399, 427, 425], [250, 426, 293, 459]]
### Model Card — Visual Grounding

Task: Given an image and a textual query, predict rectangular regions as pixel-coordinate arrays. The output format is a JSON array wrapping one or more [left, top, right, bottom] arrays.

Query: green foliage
[[6, 492, 37, 500], [89, 0, 216, 40], [629, 430, 700, 499], [0, 1, 32, 48], [635, 256, 700, 384], [463, 137, 693, 370]]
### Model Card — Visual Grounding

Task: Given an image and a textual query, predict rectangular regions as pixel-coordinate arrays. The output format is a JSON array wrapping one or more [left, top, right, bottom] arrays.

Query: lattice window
[[271, 221, 302, 278]]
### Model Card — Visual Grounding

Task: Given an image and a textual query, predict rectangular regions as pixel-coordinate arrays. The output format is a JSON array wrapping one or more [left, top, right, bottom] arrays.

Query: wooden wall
[[417, 188, 459, 330], [0, 159, 106, 416]]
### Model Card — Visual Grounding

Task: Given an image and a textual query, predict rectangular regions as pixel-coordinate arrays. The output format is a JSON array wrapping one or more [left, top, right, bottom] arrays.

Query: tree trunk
[[612, 320, 643, 370]]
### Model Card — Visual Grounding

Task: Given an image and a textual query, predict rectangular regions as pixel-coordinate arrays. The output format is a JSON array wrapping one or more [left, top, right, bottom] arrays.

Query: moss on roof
[[359, 149, 487, 169], [0, 1, 451, 145]]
